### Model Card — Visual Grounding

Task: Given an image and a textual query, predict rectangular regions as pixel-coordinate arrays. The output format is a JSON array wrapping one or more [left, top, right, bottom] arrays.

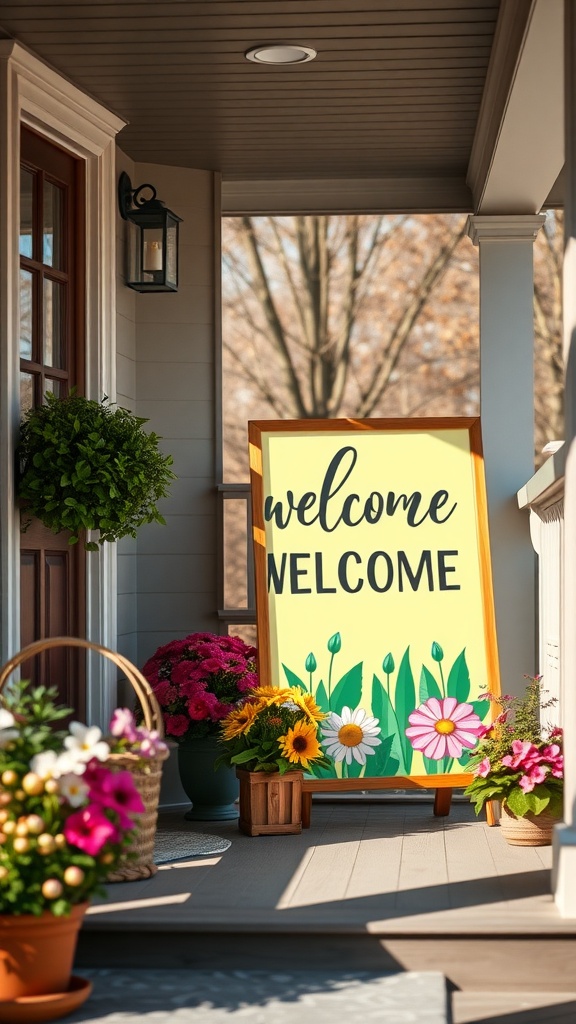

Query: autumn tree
[[222, 213, 479, 480]]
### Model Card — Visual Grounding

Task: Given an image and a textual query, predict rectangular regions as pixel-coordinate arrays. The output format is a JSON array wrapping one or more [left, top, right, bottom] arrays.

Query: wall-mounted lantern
[[118, 171, 183, 292]]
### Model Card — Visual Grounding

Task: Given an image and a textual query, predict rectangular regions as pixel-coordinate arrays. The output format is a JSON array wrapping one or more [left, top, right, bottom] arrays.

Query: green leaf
[[331, 662, 363, 716], [368, 733, 396, 777], [470, 699, 490, 722], [230, 747, 260, 764], [395, 646, 416, 775], [505, 788, 530, 817], [314, 680, 329, 715], [345, 757, 365, 779], [371, 673, 404, 772], [423, 755, 439, 775], [419, 664, 442, 704], [446, 649, 470, 703], [282, 664, 306, 690]]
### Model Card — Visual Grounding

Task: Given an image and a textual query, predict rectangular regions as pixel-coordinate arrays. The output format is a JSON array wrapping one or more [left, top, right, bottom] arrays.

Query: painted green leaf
[[419, 664, 442, 704], [423, 755, 439, 775], [470, 699, 490, 722], [369, 733, 396, 777], [446, 648, 470, 703], [458, 750, 472, 768], [282, 664, 306, 691], [315, 680, 329, 715], [330, 662, 363, 716], [306, 762, 335, 780], [372, 674, 404, 772], [395, 646, 416, 775], [344, 757, 365, 779]]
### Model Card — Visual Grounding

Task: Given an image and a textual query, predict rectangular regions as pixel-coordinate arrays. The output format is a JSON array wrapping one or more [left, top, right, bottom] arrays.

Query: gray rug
[[154, 830, 231, 864]]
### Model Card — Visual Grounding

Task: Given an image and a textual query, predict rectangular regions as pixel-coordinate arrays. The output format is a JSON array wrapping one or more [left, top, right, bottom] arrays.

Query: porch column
[[553, 0, 576, 918], [467, 215, 544, 695]]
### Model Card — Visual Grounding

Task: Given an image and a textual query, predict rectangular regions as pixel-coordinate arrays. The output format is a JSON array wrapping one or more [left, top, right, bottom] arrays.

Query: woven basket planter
[[500, 802, 560, 846], [237, 768, 303, 836], [0, 635, 167, 882]]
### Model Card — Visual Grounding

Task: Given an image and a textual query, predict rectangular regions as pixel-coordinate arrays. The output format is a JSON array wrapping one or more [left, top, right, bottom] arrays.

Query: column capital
[[466, 213, 546, 246]]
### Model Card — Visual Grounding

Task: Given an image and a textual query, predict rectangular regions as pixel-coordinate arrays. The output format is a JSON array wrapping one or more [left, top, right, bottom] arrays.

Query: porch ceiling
[[0, 1, 501, 192]]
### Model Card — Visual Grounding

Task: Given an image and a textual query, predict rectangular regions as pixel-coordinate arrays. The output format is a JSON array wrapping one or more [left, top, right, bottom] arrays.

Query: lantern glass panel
[[126, 219, 142, 286], [165, 219, 179, 290]]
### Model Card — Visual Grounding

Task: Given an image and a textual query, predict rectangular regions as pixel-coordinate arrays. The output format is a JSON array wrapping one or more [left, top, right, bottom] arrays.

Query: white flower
[[63, 722, 110, 765], [30, 749, 79, 779], [0, 709, 18, 749], [58, 773, 90, 808], [321, 706, 382, 765]]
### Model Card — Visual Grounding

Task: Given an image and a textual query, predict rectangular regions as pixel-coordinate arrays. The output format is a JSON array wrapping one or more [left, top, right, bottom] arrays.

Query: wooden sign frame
[[248, 417, 500, 818]]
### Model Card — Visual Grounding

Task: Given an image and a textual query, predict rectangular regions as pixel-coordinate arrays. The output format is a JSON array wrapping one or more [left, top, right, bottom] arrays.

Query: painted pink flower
[[64, 804, 118, 856], [165, 714, 189, 737], [92, 770, 145, 828], [109, 707, 138, 742], [474, 757, 492, 778], [406, 696, 484, 760]]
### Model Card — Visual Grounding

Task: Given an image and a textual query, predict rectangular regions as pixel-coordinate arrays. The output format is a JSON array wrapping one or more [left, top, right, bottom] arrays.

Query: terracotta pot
[[0, 902, 88, 1000], [500, 802, 560, 846], [237, 768, 303, 836]]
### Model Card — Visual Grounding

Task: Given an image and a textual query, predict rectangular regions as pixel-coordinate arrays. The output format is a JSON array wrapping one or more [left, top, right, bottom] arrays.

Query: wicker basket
[[0, 635, 168, 883]]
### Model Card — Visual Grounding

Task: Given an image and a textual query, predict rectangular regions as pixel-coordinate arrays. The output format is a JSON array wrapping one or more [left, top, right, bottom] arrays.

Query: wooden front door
[[19, 127, 86, 714]]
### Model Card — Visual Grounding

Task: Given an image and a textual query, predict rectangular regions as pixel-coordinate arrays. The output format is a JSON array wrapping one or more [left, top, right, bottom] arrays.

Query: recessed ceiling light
[[245, 44, 317, 65]]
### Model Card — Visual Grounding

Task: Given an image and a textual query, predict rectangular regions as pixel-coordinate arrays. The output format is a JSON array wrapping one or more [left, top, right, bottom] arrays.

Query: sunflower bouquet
[[217, 686, 332, 775]]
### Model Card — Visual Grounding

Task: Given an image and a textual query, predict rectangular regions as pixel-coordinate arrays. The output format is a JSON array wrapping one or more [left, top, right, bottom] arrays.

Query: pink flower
[[109, 707, 138, 743], [152, 681, 178, 706], [518, 764, 548, 793], [92, 770, 145, 828], [187, 694, 217, 720], [406, 696, 484, 760], [64, 804, 118, 856], [501, 740, 542, 770], [474, 757, 492, 778], [165, 714, 189, 737], [136, 729, 168, 758]]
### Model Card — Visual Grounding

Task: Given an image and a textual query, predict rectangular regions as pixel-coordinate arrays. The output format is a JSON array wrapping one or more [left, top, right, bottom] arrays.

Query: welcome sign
[[248, 418, 499, 788]]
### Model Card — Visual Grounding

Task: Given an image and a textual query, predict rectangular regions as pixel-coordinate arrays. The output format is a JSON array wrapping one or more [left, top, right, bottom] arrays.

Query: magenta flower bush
[[142, 632, 258, 742], [0, 683, 147, 916], [464, 677, 564, 819]]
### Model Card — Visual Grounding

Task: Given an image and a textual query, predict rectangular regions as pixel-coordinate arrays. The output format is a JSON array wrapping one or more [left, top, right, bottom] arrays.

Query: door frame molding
[[0, 41, 125, 725]]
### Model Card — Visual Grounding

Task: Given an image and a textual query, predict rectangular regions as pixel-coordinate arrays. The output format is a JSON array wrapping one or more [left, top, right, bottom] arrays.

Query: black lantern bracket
[[119, 172, 161, 220]]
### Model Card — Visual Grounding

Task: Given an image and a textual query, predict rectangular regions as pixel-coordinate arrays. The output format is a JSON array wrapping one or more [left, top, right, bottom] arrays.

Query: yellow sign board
[[249, 418, 499, 789]]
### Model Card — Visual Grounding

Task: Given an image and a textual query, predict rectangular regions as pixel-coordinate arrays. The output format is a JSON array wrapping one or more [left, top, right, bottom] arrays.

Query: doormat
[[154, 831, 231, 864]]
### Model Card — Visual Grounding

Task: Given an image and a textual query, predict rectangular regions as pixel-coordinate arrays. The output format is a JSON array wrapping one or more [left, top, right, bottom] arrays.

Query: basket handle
[[0, 636, 164, 737]]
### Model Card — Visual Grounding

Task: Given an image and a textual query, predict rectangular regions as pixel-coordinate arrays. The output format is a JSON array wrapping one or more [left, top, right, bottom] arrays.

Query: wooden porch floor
[[78, 798, 576, 1022]]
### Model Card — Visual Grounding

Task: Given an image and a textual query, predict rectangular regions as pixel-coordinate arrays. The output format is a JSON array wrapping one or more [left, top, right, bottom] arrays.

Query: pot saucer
[[0, 975, 92, 1023]]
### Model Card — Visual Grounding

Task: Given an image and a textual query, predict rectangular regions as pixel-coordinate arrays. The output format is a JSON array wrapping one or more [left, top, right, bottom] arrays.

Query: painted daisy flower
[[321, 706, 382, 765], [406, 696, 484, 760], [278, 719, 323, 769]]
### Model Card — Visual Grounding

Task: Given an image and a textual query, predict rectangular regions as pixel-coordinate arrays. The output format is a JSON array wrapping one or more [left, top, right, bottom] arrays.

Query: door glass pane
[[44, 378, 64, 400], [43, 181, 64, 269], [20, 169, 34, 259], [19, 270, 33, 359], [43, 279, 65, 368], [20, 372, 34, 415]]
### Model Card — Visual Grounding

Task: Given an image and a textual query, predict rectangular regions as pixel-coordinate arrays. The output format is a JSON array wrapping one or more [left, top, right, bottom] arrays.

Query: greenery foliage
[[17, 392, 175, 549]]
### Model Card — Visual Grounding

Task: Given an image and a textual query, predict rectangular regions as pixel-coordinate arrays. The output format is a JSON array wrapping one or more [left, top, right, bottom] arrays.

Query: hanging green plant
[[17, 391, 176, 550]]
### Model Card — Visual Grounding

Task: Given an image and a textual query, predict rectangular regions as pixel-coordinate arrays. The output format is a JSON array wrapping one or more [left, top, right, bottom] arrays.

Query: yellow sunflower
[[294, 692, 326, 722], [221, 702, 259, 741], [278, 719, 322, 769]]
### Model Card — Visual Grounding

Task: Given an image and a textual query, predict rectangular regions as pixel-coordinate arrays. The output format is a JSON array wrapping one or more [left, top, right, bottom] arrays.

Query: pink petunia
[[165, 714, 190, 737], [64, 804, 119, 856], [92, 770, 145, 828], [406, 696, 484, 760], [474, 757, 492, 778], [109, 707, 138, 743], [501, 740, 542, 770]]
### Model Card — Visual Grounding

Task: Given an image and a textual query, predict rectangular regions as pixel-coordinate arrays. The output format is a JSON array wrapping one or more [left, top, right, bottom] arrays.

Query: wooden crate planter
[[237, 769, 303, 835]]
